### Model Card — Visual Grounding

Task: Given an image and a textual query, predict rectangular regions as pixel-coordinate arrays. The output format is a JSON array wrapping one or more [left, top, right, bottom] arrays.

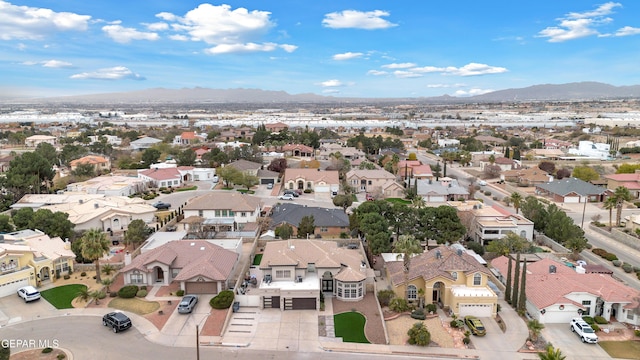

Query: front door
[[322, 279, 333, 292], [155, 267, 164, 282]]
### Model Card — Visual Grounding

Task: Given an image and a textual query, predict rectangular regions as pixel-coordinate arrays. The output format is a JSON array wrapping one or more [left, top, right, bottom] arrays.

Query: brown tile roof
[[139, 168, 181, 181], [122, 240, 238, 281], [70, 155, 109, 166], [183, 192, 262, 212], [387, 245, 491, 286], [491, 256, 639, 310]]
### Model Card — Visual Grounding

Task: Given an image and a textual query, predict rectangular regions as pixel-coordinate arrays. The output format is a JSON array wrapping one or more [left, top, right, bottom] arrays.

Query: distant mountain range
[[5, 81, 640, 104]]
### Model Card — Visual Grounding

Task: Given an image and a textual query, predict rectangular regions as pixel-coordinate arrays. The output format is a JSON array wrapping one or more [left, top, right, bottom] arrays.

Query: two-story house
[[181, 192, 262, 236], [69, 155, 111, 174], [282, 168, 340, 198], [345, 169, 403, 198], [385, 245, 498, 317], [251, 239, 373, 310]]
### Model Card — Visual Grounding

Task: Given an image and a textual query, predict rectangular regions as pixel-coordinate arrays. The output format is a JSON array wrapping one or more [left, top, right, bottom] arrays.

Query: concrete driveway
[[160, 294, 214, 347], [0, 293, 56, 326], [470, 316, 504, 350], [541, 323, 611, 359]]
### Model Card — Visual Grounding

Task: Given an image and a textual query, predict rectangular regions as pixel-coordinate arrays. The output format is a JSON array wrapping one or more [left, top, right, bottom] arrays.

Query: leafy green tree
[[297, 215, 316, 239], [2, 151, 55, 201], [35, 142, 58, 165], [79, 229, 111, 283], [565, 236, 589, 260], [216, 166, 242, 187], [407, 322, 431, 346], [417, 206, 466, 244], [72, 163, 96, 178], [487, 233, 530, 255], [510, 192, 523, 214], [616, 163, 640, 174], [521, 196, 548, 232], [177, 148, 197, 166], [528, 319, 545, 342], [29, 209, 75, 240], [275, 223, 293, 240], [545, 205, 584, 244], [0, 215, 14, 233], [124, 219, 149, 249], [611, 186, 632, 226], [267, 158, 287, 173], [201, 148, 229, 168], [538, 345, 566, 360], [141, 148, 161, 167], [332, 194, 353, 212], [239, 173, 259, 190], [505, 256, 513, 303], [511, 253, 521, 309], [11, 207, 34, 229], [572, 166, 600, 182]]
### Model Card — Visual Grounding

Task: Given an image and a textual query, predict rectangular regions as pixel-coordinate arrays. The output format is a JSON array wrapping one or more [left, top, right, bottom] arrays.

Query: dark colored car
[[464, 316, 486, 336], [103, 312, 132, 333], [283, 190, 299, 197], [178, 295, 199, 314], [153, 201, 171, 210]]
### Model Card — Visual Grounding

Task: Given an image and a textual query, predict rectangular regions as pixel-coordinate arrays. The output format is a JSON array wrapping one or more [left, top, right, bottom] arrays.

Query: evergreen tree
[[518, 261, 527, 314], [512, 253, 521, 309], [505, 256, 513, 303]]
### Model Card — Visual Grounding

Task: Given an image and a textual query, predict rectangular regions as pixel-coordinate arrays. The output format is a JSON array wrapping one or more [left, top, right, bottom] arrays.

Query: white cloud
[[367, 70, 387, 76], [70, 66, 145, 80], [42, 60, 73, 68], [0, 0, 91, 40], [426, 83, 465, 88], [102, 25, 159, 43], [333, 52, 363, 61], [411, 66, 446, 73], [394, 70, 423, 78], [615, 26, 640, 36], [537, 2, 622, 42], [322, 10, 397, 30], [145, 22, 169, 31], [157, 4, 294, 55], [454, 88, 494, 97], [445, 63, 508, 76], [382, 62, 416, 69], [319, 79, 344, 87]]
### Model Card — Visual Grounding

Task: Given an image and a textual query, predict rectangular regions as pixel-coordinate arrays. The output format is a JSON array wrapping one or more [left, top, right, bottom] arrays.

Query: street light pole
[[581, 196, 588, 228], [196, 324, 200, 360]]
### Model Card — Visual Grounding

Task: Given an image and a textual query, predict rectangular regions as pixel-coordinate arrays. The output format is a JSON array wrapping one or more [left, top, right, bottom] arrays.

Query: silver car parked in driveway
[[178, 295, 198, 314]]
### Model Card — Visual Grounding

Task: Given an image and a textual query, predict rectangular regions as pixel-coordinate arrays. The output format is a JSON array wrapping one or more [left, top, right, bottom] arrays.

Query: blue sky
[[1, 1, 640, 99]]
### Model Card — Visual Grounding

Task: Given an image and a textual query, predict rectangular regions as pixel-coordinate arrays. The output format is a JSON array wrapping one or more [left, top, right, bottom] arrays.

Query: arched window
[[520, 230, 526, 238], [407, 285, 417, 300], [451, 271, 458, 280], [473, 273, 482, 286]]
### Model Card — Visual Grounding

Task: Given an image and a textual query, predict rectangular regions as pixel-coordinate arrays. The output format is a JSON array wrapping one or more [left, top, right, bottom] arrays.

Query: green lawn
[[253, 254, 263, 266], [599, 341, 640, 359], [385, 198, 411, 205], [40, 284, 87, 309], [334, 312, 370, 343]]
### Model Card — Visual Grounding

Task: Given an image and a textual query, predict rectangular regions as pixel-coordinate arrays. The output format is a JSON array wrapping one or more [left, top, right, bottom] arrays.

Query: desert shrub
[[592, 248, 607, 257], [605, 253, 618, 261], [622, 263, 634, 273], [634, 266, 640, 272], [466, 241, 485, 256], [377, 289, 396, 307], [118, 285, 139, 299], [612, 260, 622, 267], [109, 292, 117, 297], [463, 336, 471, 345], [136, 289, 148, 298], [635, 329, 640, 337], [140, 285, 147, 291], [63, 275, 71, 280], [411, 308, 426, 320], [594, 316, 608, 324], [591, 324, 600, 332], [389, 297, 410, 313], [407, 322, 431, 346], [582, 316, 594, 324], [42, 348, 53, 353], [209, 290, 234, 309], [176, 290, 185, 297], [80, 271, 87, 277], [57, 354, 66, 360], [484, 191, 491, 196], [426, 303, 438, 314], [585, 243, 593, 249]]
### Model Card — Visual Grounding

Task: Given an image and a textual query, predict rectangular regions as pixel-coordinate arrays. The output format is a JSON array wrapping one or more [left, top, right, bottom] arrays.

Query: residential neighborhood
[[2, 101, 640, 360]]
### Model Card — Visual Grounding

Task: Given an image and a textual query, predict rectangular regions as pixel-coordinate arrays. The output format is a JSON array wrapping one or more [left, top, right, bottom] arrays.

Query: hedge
[[209, 290, 234, 309], [118, 285, 139, 299]]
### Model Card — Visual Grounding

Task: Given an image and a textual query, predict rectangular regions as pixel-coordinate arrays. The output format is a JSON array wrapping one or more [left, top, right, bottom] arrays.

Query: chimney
[[124, 251, 132, 266]]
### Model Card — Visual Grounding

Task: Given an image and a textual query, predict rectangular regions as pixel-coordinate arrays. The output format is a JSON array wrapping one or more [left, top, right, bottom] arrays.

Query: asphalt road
[[0, 317, 460, 360]]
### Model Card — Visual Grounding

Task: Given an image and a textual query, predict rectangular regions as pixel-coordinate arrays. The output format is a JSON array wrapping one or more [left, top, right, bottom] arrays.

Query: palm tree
[[80, 229, 111, 283], [510, 192, 523, 214], [394, 234, 423, 302], [612, 186, 632, 227], [603, 196, 616, 227], [527, 319, 545, 342], [75, 287, 91, 303], [101, 264, 115, 276], [412, 196, 426, 209], [90, 290, 105, 305], [538, 345, 566, 360], [101, 277, 114, 295]]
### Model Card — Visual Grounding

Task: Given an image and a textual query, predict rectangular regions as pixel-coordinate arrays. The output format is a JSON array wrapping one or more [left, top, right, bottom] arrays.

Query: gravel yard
[[385, 314, 467, 348]]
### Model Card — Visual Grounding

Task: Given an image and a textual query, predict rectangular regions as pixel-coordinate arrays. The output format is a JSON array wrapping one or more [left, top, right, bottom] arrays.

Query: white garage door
[[458, 303, 493, 317], [315, 185, 330, 193], [429, 196, 446, 203], [564, 196, 580, 203], [0, 277, 29, 298]]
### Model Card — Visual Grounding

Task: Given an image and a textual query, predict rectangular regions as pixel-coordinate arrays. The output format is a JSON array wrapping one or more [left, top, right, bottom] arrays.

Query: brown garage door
[[185, 282, 218, 294], [292, 298, 316, 310]]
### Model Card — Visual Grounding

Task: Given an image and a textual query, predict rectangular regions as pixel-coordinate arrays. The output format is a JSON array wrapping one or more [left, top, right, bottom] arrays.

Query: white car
[[17, 286, 41, 302], [278, 194, 294, 200], [477, 180, 487, 186], [570, 318, 598, 344]]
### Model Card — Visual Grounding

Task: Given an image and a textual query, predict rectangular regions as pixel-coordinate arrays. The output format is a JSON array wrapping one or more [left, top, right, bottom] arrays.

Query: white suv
[[570, 318, 598, 343], [17, 286, 41, 302]]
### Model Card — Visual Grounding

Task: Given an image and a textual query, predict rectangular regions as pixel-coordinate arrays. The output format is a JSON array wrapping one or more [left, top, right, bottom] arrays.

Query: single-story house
[[269, 203, 350, 238], [535, 177, 611, 203]]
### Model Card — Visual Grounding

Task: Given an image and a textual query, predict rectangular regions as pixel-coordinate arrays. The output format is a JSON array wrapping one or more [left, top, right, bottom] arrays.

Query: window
[[472, 273, 482, 286], [275, 270, 291, 279], [198, 210, 203, 217], [337, 282, 363, 299], [222, 210, 228, 217], [229, 211, 234, 216], [484, 230, 499, 235], [368, 180, 372, 185], [451, 272, 458, 280], [215, 210, 221, 217], [308, 263, 316, 272], [130, 273, 143, 284], [628, 311, 635, 320], [241, 212, 246, 217], [321, 227, 328, 232], [582, 300, 591, 315], [407, 285, 417, 300]]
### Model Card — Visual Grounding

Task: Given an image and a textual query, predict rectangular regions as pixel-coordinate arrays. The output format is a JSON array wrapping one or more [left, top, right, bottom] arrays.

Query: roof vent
[[190, 242, 195, 246], [457, 249, 463, 256], [549, 265, 556, 274], [435, 250, 442, 259], [79, 199, 83, 204], [200, 247, 205, 251], [94, 203, 99, 209]]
